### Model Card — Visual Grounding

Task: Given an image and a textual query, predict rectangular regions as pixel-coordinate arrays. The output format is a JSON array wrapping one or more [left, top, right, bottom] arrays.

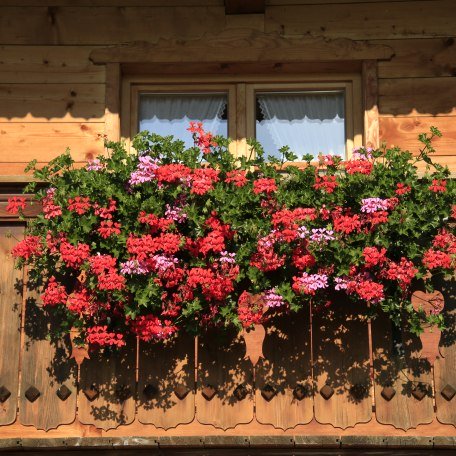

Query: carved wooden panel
[[255, 310, 313, 429], [434, 277, 456, 426], [312, 295, 371, 429], [196, 329, 254, 430], [19, 292, 77, 430], [372, 311, 434, 430], [137, 334, 195, 429], [0, 226, 23, 425], [78, 338, 136, 430]]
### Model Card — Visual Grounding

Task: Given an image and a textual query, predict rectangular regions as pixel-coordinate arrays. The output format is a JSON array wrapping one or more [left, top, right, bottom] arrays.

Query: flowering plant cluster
[[9, 124, 455, 347]]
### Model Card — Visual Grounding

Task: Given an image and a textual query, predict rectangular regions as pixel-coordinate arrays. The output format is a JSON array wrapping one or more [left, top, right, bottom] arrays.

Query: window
[[123, 75, 362, 161]]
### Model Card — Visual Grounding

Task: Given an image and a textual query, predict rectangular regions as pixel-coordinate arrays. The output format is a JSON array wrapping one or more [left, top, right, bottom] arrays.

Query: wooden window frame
[[120, 73, 363, 162]]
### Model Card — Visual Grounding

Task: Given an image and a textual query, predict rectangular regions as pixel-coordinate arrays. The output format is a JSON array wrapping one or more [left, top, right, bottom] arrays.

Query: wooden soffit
[[89, 30, 394, 65]]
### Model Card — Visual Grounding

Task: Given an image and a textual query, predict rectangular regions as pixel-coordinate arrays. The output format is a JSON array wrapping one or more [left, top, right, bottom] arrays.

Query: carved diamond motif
[[320, 384, 334, 400], [83, 384, 99, 402], [293, 384, 310, 401], [0, 386, 11, 403], [411, 383, 427, 401], [25, 386, 40, 403], [261, 384, 276, 402], [174, 384, 190, 400], [381, 386, 396, 401], [441, 384, 456, 402], [202, 384, 217, 401], [233, 384, 248, 401], [56, 385, 72, 401]]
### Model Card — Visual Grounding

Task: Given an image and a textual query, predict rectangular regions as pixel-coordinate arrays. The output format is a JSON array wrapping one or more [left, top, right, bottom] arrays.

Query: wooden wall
[[0, 0, 455, 177]]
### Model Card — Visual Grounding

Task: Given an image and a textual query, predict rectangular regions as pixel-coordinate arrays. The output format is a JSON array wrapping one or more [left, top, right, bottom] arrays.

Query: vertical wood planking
[[312, 296, 372, 429], [372, 311, 434, 430], [137, 334, 195, 429], [255, 310, 313, 429], [434, 276, 456, 425], [363, 59, 379, 148], [105, 63, 120, 142], [196, 329, 254, 429], [19, 290, 77, 430], [78, 339, 136, 430], [0, 226, 23, 425]]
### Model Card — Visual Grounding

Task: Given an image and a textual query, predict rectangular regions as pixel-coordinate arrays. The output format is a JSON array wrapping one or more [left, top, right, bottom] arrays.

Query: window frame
[[121, 73, 363, 163]]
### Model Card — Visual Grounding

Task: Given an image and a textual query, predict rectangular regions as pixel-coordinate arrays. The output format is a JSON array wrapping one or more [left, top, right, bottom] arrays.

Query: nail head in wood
[[412, 383, 427, 401], [83, 384, 99, 402], [293, 384, 310, 401], [143, 383, 158, 399], [320, 384, 334, 400], [261, 383, 276, 402], [233, 384, 248, 401], [56, 384, 72, 401], [202, 384, 217, 401], [25, 386, 40, 403], [381, 386, 396, 401], [0, 386, 11, 403], [174, 384, 190, 400], [441, 384, 456, 401]]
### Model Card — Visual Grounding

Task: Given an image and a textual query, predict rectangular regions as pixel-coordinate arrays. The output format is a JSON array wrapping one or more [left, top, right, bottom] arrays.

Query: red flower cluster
[[6, 196, 26, 214], [423, 249, 452, 269], [237, 291, 264, 328], [352, 279, 384, 303], [67, 196, 91, 215], [344, 159, 373, 175], [292, 246, 316, 270], [188, 121, 218, 154], [86, 326, 125, 347], [94, 199, 117, 219], [250, 234, 285, 272], [42, 277, 67, 306], [429, 179, 447, 193], [59, 241, 90, 268], [155, 164, 191, 184], [313, 175, 338, 193], [333, 213, 361, 234], [363, 246, 387, 268], [89, 254, 117, 274], [395, 183, 411, 195], [129, 315, 177, 341], [98, 220, 121, 238], [138, 211, 174, 232], [191, 168, 219, 195], [127, 233, 182, 259], [253, 178, 277, 195], [384, 258, 418, 290], [12, 235, 42, 259], [42, 188, 62, 219], [66, 288, 92, 315], [225, 170, 248, 187]]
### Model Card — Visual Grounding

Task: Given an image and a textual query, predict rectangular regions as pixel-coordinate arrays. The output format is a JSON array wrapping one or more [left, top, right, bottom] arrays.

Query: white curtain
[[257, 92, 345, 160], [139, 94, 227, 148]]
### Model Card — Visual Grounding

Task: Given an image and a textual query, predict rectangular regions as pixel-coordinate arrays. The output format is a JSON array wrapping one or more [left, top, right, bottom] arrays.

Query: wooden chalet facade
[[0, 0, 455, 453]]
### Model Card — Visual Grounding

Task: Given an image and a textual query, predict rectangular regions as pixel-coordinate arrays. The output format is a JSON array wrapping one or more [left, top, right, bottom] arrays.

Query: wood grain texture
[[104, 63, 120, 142], [376, 38, 456, 79], [312, 296, 371, 429], [0, 46, 105, 84], [0, 84, 105, 122], [379, 116, 456, 157], [0, 123, 104, 163], [137, 334, 195, 429], [78, 340, 136, 430], [265, 1, 456, 40], [434, 275, 456, 426], [379, 77, 456, 117], [372, 312, 434, 430], [0, 7, 225, 45], [362, 60, 379, 149], [255, 310, 313, 430], [0, 226, 23, 426], [196, 330, 254, 430], [91, 30, 393, 63], [19, 291, 77, 430]]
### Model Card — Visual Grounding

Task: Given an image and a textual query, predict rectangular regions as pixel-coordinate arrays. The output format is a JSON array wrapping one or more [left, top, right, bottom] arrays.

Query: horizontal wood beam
[[90, 30, 394, 64], [225, 0, 265, 15]]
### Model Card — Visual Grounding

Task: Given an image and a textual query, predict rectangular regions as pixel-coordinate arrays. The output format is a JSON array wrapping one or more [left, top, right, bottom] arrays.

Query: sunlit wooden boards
[[197, 330, 254, 429], [312, 296, 372, 429], [19, 291, 77, 430], [0, 226, 23, 425], [372, 312, 434, 430], [434, 277, 456, 426], [78, 339, 136, 430], [137, 334, 195, 429], [255, 310, 313, 430]]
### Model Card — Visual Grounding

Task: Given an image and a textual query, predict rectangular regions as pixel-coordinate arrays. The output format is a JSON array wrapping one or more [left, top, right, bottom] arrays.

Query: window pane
[[139, 93, 228, 148], [256, 91, 345, 160]]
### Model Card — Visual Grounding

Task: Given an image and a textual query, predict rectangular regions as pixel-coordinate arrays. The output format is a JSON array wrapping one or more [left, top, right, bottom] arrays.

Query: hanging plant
[[8, 124, 456, 349]]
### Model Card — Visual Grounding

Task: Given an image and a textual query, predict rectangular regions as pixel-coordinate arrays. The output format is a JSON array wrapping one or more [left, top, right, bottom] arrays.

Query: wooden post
[[362, 60, 379, 149], [105, 63, 121, 142]]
